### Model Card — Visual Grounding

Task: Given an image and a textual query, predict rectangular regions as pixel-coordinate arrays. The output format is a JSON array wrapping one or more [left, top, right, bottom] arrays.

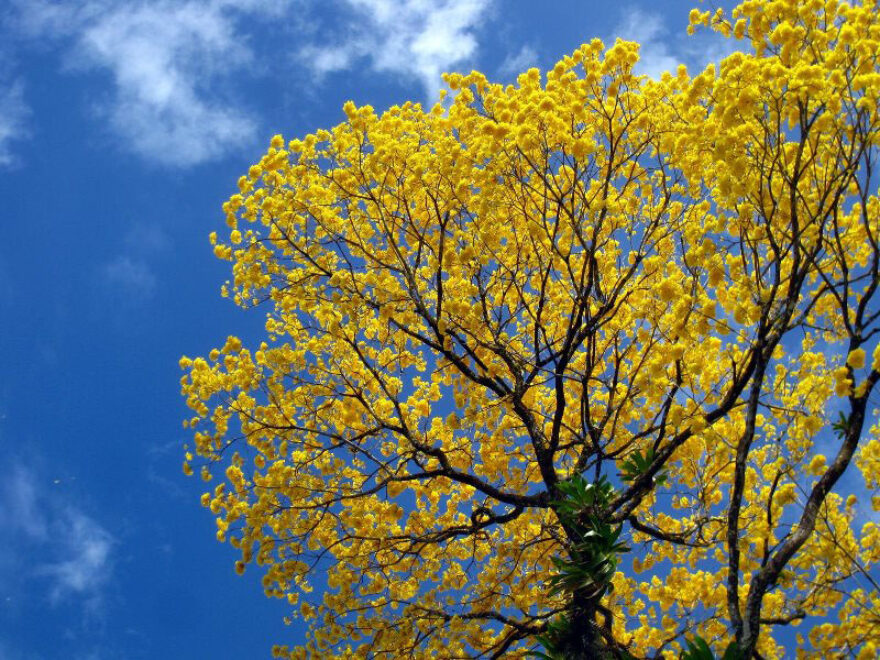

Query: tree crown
[[181, 1, 880, 657]]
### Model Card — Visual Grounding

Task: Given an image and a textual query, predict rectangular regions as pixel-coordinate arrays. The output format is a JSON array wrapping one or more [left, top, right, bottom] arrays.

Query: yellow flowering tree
[[180, 1, 880, 657]]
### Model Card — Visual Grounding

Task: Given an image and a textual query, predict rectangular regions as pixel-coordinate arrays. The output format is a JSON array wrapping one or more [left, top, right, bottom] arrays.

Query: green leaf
[[832, 411, 849, 437], [681, 636, 714, 660], [620, 447, 669, 486], [721, 641, 743, 660], [680, 637, 743, 660]]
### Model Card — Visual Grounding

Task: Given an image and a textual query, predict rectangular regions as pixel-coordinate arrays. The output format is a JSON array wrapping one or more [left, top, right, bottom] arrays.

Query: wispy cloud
[[2, 464, 49, 540], [0, 0, 737, 169], [0, 79, 29, 168], [298, 0, 493, 102], [0, 463, 114, 609], [13, 0, 290, 167], [102, 223, 169, 299], [613, 7, 734, 79], [613, 9, 679, 79], [7, 0, 492, 162], [39, 509, 114, 604], [298, 44, 356, 80], [123, 222, 170, 253], [497, 44, 539, 80], [103, 255, 157, 298]]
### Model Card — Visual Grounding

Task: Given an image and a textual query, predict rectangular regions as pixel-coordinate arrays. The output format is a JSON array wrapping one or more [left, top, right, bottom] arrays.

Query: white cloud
[[614, 9, 679, 79], [39, 510, 114, 603], [0, 79, 29, 168], [13, 0, 291, 167], [299, 44, 356, 79], [102, 223, 168, 298], [8, 0, 492, 161], [77, 2, 256, 165], [1, 465, 49, 541], [123, 222, 169, 254], [497, 44, 539, 80], [103, 255, 157, 298], [0, 463, 114, 608], [613, 7, 735, 79], [298, 0, 493, 102]]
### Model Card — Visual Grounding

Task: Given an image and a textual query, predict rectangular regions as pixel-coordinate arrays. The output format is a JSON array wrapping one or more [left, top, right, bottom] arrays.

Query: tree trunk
[[555, 592, 626, 659]]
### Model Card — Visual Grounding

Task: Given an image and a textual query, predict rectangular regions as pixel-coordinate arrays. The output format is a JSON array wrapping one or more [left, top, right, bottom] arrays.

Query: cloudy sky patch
[[1, 463, 115, 610]]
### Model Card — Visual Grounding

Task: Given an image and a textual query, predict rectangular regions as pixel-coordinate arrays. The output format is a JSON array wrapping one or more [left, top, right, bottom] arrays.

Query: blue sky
[[0, 1, 736, 657]]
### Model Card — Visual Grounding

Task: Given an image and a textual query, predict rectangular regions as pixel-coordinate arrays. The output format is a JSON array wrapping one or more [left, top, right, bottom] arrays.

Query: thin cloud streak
[[38, 509, 114, 604], [103, 255, 157, 298], [102, 223, 170, 299], [497, 44, 539, 80], [0, 79, 29, 168], [2, 464, 49, 540]]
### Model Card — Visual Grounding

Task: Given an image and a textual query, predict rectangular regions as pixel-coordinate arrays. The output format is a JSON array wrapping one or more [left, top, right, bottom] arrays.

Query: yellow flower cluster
[[180, 0, 880, 657]]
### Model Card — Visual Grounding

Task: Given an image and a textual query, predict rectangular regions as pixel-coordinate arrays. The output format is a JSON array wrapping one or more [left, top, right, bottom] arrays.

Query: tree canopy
[[180, 1, 880, 657]]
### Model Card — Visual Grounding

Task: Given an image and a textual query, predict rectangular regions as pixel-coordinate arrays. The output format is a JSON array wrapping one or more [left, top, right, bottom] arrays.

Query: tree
[[180, 1, 880, 657]]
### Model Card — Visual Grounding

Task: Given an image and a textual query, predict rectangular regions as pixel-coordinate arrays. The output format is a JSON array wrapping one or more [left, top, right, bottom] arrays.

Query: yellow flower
[[807, 454, 826, 476], [657, 279, 678, 302], [846, 348, 866, 370]]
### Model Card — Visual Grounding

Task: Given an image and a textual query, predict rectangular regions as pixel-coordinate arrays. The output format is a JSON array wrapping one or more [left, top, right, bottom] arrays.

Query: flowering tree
[[180, 1, 880, 657]]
